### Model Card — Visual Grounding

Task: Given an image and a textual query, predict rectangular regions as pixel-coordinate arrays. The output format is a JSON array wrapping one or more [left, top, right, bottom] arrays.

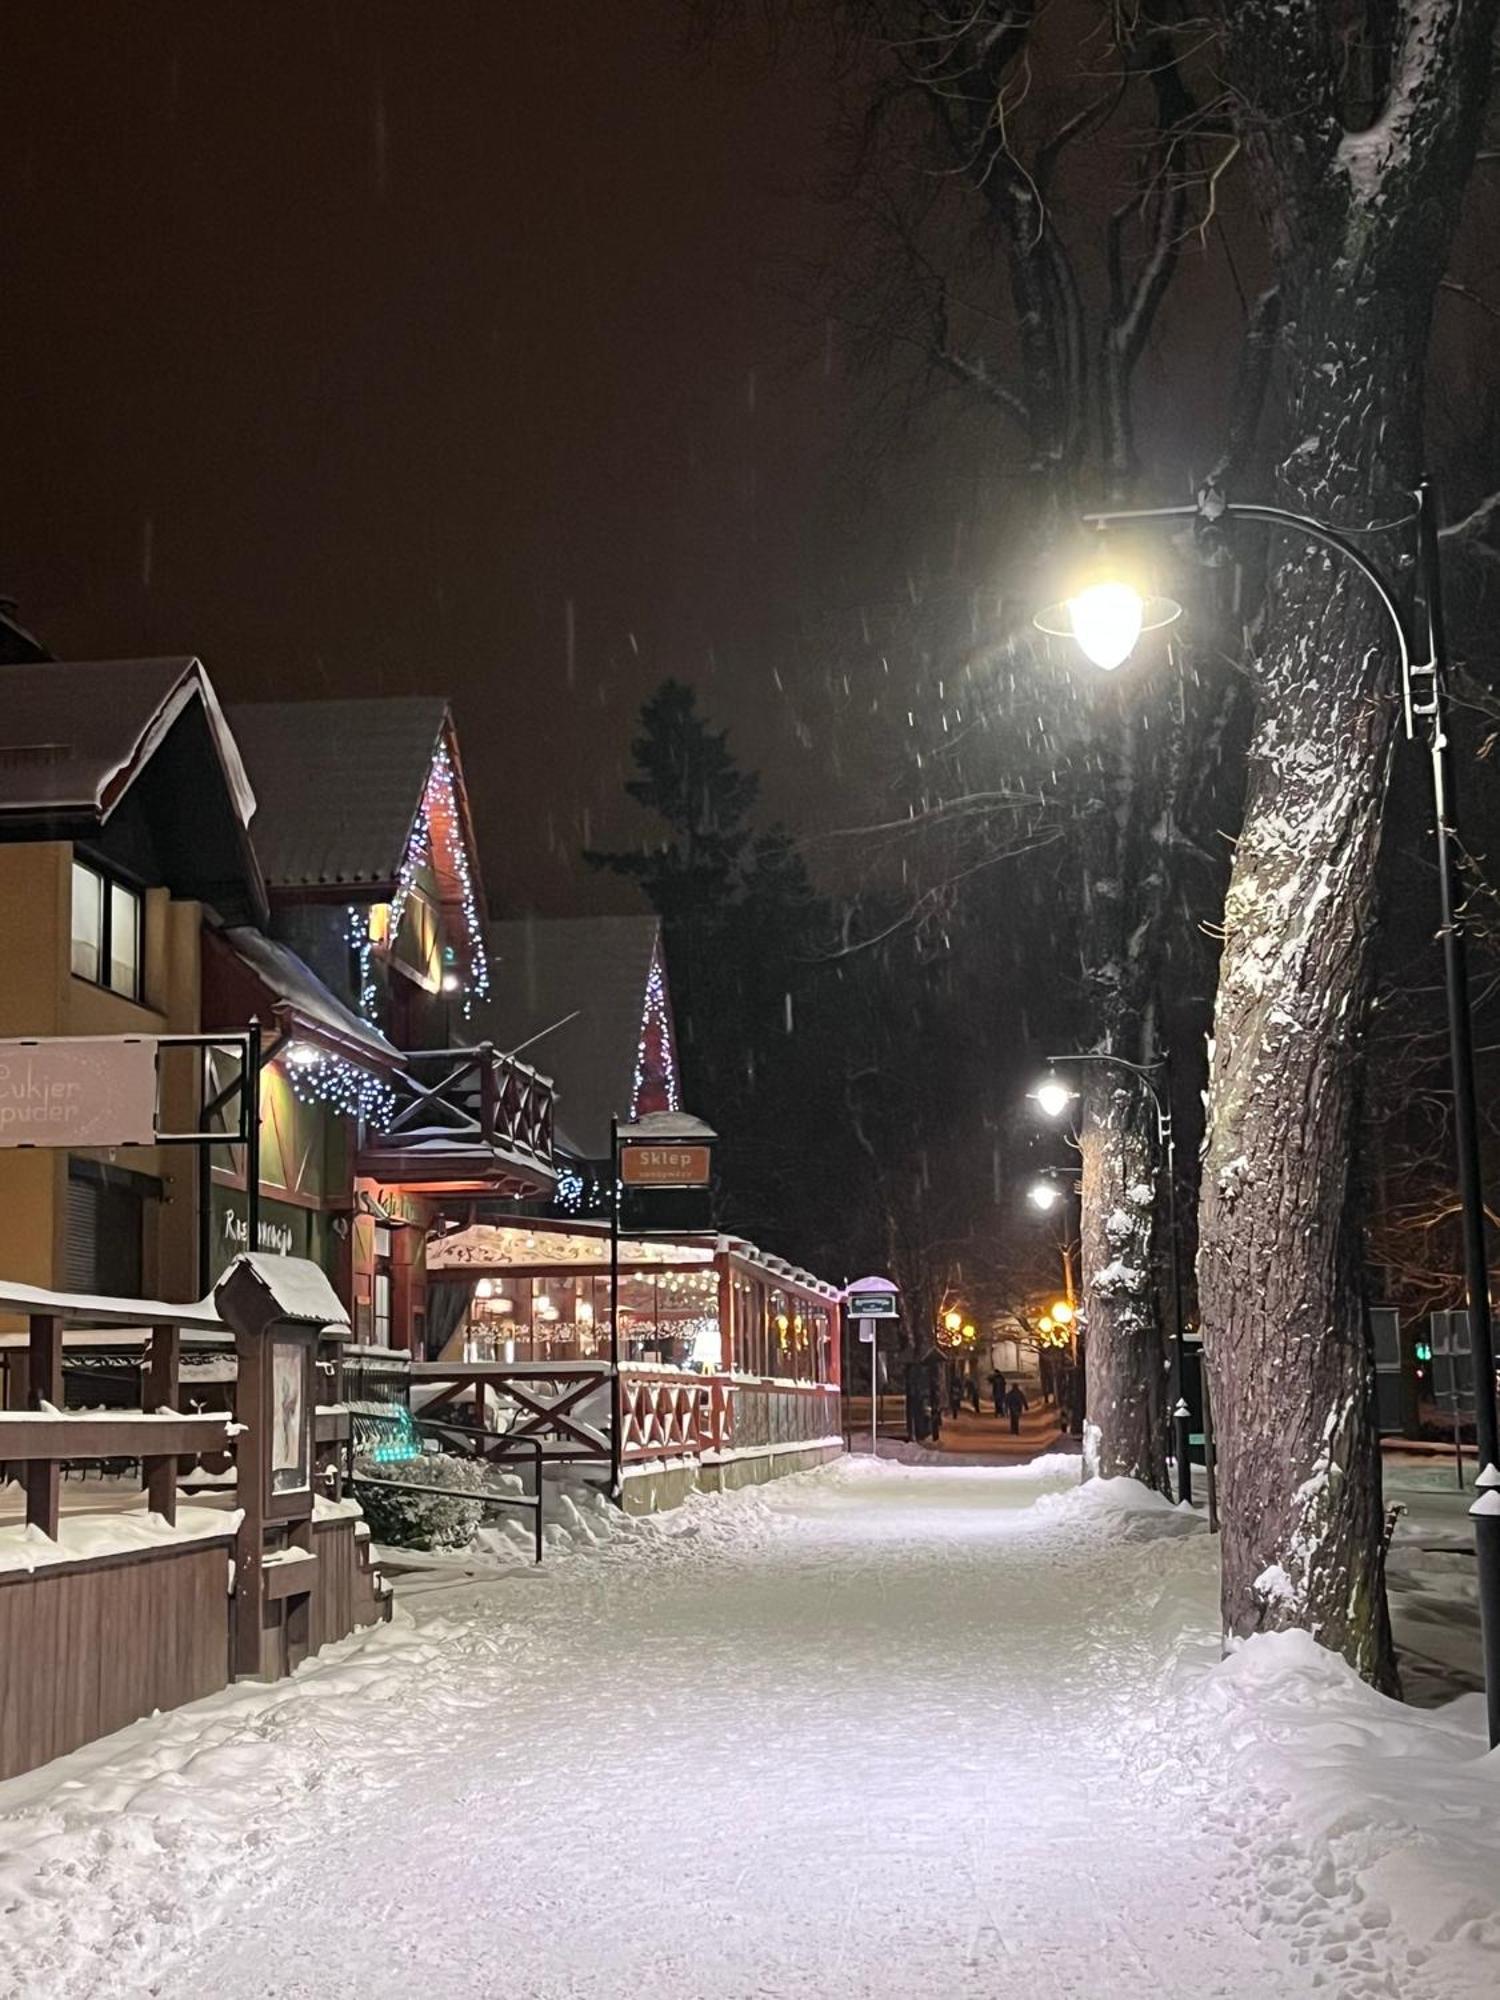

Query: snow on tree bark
[[1199, 0, 1500, 1686], [1080, 1068, 1167, 1488]]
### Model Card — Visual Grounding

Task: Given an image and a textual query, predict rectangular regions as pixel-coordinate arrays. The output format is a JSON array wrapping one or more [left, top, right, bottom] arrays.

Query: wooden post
[[26, 1312, 63, 1537], [232, 1325, 266, 1678], [144, 1319, 181, 1524]]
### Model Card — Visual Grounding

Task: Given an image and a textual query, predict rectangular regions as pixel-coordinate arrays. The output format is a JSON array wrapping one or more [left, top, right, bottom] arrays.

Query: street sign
[[619, 1142, 712, 1189], [847, 1291, 899, 1319], [0, 1035, 158, 1148], [1431, 1309, 1475, 1413]]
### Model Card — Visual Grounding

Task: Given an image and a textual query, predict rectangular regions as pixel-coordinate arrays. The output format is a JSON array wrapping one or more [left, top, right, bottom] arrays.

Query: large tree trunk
[[1200, 292, 1431, 1690], [1199, 0, 1500, 1686]]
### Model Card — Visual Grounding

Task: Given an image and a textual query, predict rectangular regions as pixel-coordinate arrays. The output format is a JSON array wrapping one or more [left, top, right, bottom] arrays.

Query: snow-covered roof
[[426, 1219, 841, 1301], [212, 926, 402, 1073], [476, 915, 666, 1158], [228, 696, 452, 890], [0, 657, 256, 827]]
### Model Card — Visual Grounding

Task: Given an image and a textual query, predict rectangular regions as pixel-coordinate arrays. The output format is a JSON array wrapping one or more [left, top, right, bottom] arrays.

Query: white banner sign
[[0, 1036, 159, 1148]]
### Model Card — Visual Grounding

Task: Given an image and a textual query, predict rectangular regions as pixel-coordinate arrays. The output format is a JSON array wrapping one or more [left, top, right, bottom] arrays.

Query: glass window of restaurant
[[464, 1265, 723, 1369]]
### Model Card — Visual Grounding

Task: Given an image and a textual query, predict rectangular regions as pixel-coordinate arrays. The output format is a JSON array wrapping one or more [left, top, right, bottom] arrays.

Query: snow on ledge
[[0, 1501, 242, 1576]]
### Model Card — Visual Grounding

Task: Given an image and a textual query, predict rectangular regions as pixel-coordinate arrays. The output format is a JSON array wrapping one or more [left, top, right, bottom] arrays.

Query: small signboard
[[0, 1035, 157, 1149], [848, 1291, 900, 1319], [619, 1143, 712, 1189]]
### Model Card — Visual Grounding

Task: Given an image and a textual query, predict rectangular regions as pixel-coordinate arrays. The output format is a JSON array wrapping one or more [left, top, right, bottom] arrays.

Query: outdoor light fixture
[[1031, 1070, 1077, 1120], [943, 1308, 964, 1333], [1027, 1177, 1063, 1212], [285, 1041, 321, 1069], [1034, 548, 1181, 671], [1051, 1300, 1075, 1325], [1037, 1314, 1054, 1335]]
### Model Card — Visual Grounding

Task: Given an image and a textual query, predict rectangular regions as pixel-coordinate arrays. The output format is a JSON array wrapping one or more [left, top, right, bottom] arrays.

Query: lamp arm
[[1080, 495, 1422, 734], [1045, 1049, 1168, 1125]]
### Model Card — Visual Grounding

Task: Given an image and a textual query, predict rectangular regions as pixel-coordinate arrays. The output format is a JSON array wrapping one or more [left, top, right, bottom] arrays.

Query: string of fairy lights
[[283, 1041, 398, 1126], [630, 948, 681, 1115], [386, 745, 490, 1016]]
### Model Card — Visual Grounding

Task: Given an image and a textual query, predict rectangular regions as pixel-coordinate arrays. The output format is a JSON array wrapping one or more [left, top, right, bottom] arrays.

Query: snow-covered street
[[3, 1457, 1498, 2000]]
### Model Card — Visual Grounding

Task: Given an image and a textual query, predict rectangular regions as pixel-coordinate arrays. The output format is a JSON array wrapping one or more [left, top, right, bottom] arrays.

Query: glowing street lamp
[[943, 1308, 964, 1334], [1034, 559, 1180, 672], [1030, 1069, 1078, 1120], [1051, 1300, 1075, 1326], [1027, 1176, 1064, 1212], [1037, 1314, 1054, 1336]]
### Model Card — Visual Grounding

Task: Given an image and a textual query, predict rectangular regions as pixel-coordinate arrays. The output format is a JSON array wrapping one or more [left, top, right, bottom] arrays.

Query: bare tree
[[1194, 0, 1500, 1687]]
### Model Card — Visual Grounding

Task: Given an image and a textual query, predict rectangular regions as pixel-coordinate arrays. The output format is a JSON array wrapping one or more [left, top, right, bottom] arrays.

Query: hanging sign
[[848, 1291, 900, 1319], [619, 1142, 712, 1189], [0, 1036, 158, 1148]]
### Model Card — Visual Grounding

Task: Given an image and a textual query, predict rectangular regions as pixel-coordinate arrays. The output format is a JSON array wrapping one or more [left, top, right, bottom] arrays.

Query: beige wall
[[0, 843, 203, 1304]]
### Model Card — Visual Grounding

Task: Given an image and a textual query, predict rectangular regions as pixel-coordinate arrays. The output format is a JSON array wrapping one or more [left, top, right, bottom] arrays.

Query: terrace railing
[[359, 1043, 555, 1190]]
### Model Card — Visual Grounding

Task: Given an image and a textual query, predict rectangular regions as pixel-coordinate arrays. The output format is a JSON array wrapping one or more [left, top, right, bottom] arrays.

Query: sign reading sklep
[[618, 1142, 712, 1189], [0, 1036, 159, 1149]]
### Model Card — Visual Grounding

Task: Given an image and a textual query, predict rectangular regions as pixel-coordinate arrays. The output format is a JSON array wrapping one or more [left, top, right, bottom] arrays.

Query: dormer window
[[71, 859, 143, 1002]]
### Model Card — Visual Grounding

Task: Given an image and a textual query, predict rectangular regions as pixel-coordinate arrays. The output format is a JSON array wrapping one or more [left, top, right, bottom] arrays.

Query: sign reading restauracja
[[0, 1036, 158, 1148]]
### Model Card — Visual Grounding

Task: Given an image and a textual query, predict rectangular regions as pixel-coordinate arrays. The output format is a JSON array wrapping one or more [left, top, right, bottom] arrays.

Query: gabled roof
[[0, 657, 255, 827], [228, 697, 453, 892], [476, 915, 664, 1159]]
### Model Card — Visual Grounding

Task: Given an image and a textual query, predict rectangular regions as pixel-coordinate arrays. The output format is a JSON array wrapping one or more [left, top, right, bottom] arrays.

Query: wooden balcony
[[357, 1043, 555, 1195]]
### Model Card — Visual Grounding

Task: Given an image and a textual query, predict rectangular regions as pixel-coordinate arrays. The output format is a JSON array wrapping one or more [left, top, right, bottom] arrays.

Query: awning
[[214, 927, 402, 1075]]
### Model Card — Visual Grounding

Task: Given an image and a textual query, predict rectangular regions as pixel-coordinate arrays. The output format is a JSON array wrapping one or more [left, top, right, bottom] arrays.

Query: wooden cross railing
[[360, 1043, 554, 1184], [409, 1362, 612, 1464]]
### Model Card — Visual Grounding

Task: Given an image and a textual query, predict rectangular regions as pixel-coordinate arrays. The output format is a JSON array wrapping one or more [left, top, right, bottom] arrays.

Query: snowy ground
[[2, 1456, 1498, 2000]]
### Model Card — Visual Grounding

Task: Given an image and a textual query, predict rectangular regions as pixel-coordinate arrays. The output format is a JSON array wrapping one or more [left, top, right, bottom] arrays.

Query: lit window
[[71, 862, 102, 982], [110, 882, 140, 997], [71, 860, 143, 1000]]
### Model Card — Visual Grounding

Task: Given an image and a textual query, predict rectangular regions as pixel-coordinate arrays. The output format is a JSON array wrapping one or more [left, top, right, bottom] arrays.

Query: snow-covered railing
[[358, 1042, 555, 1193], [0, 1410, 238, 1537], [0, 1282, 238, 1538]]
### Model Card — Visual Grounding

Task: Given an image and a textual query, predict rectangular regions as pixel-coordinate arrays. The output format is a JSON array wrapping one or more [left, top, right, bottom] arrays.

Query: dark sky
[[2, 3, 917, 913]]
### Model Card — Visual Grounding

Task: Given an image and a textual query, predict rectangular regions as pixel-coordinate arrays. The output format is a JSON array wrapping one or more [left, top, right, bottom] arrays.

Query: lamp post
[[1039, 477, 1500, 1745], [1032, 1056, 1191, 1504]]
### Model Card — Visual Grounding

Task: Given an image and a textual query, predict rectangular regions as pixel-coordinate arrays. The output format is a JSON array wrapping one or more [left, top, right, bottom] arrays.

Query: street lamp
[[1032, 1051, 1193, 1506], [1035, 560, 1181, 671], [1027, 1175, 1064, 1212], [1030, 1068, 1078, 1120], [1041, 476, 1500, 1744]]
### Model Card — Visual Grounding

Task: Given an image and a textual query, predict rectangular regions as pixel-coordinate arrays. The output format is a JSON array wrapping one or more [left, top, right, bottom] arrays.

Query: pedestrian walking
[[988, 1369, 1006, 1416], [1004, 1381, 1028, 1436]]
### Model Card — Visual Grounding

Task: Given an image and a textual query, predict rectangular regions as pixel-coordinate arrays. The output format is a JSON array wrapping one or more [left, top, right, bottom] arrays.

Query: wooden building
[[227, 699, 557, 1351]]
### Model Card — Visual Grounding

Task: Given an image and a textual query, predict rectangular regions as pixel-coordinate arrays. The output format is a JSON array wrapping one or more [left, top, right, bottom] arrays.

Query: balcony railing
[[358, 1043, 555, 1192]]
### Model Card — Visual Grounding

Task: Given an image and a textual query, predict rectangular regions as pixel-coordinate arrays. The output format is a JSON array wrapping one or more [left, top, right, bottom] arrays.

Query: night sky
[[2, 4, 921, 913]]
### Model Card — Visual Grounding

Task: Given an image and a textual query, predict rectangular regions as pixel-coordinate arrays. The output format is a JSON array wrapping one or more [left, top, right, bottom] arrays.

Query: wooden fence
[[0, 1283, 388, 1785]]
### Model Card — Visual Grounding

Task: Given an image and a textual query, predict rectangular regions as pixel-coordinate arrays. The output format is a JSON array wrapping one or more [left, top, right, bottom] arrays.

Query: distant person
[[989, 1369, 1006, 1416], [966, 1372, 980, 1414], [1004, 1381, 1028, 1436], [949, 1371, 963, 1419]]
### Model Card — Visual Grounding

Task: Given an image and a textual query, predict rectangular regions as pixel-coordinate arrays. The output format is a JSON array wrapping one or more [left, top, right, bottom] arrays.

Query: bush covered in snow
[[353, 1451, 526, 1551]]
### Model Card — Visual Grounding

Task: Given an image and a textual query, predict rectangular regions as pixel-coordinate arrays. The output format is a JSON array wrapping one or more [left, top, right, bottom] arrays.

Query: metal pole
[[868, 1321, 879, 1455], [609, 1118, 622, 1504], [245, 1020, 262, 1258], [1418, 480, 1500, 1745]]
